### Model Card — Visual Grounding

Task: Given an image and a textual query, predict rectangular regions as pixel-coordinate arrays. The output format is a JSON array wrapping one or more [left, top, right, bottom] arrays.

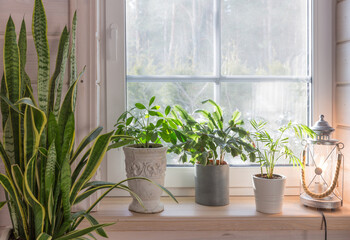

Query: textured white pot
[[123, 144, 167, 213], [253, 174, 286, 214]]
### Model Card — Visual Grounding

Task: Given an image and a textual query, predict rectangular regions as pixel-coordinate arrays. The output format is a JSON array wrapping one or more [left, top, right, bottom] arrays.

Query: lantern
[[300, 115, 344, 209]]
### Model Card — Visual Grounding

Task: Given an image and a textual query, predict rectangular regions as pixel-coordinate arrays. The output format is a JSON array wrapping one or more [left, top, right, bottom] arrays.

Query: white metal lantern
[[300, 115, 344, 209]]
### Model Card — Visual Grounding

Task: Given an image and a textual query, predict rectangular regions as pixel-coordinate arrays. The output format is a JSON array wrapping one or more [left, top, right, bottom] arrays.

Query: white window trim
[[102, 0, 334, 196]]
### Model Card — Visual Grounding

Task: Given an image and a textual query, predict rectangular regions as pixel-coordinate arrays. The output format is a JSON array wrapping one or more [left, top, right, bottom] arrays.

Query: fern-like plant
[[0, 1, 169, 239]]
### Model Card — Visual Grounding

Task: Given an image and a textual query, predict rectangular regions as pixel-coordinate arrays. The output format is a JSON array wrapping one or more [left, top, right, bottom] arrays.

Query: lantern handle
[[337, 142, 344, 150], [301, 147, 342, 199]]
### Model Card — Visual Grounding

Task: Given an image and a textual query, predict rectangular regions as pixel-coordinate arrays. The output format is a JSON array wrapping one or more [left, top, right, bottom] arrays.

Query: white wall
[[335, 0, 350, 204]]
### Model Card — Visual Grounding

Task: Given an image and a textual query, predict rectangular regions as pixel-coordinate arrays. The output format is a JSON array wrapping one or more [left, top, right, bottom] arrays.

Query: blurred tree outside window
[[126, 0, 311, 165]]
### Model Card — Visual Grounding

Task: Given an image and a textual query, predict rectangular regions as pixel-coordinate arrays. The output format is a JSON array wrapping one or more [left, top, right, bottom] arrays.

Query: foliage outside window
[[125, 0, 311, 164]]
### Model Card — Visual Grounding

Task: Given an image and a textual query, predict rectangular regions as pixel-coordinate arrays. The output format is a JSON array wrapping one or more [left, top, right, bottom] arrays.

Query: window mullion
[[214, 0, 221, 105]]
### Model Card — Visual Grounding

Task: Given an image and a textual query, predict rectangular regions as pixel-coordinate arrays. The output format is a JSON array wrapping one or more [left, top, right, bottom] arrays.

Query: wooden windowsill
[[87, 196, 350, 232]]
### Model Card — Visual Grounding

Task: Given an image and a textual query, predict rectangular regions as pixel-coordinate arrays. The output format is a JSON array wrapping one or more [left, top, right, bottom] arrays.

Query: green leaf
[[56, 224, 114, 240], [0, 74, 9, 129], [135, 103, 146, 110], [11, 165, 24, 197], [148, 96, 155, 106], [4, 16, 21, 105], [57, 80, 78, 163], [165, 106, 171, 116], [33, 0, 50, 113], [0, 201, 6, 210], [3, 16, 22, 166], [24, 157, 45, 238], [36, 232, 52, 240], [70, 126, 103, 165], [0, 93, 22, 115], [18, 19, 27, 97], [71, 212, 108, 238], [70, 132, 114, 204], [69, 11, 78, 111], [50, 26, 69, 116], [0, 174, 29, 239], [45, 142, 56, 222]]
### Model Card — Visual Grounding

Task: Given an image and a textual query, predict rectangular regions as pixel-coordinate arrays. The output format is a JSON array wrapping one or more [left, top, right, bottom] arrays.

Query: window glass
[[126, 0, 311, 165]]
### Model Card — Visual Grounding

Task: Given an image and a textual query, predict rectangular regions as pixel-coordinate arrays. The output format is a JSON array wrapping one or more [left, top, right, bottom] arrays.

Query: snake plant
[[0, 1, 175, 239]]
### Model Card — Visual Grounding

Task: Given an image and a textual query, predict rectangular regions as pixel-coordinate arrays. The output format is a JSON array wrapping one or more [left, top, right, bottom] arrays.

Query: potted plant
[[0, 1, 167, 239], [114, 96, 177, 213], [249, 120, 315, 214], [169, 100, 255, 206]]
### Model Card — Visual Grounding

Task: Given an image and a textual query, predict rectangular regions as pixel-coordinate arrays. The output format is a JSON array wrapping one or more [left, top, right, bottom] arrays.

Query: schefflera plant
[[169, 100, 255, 165], [0, 1, 144, 239]]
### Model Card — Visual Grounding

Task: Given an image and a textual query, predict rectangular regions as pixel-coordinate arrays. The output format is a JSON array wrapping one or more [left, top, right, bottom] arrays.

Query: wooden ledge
[[88, 196, 350, 232]]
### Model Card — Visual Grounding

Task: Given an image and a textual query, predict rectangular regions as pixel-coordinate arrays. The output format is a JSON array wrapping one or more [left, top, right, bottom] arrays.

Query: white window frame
[[103, 0, 334, 196]]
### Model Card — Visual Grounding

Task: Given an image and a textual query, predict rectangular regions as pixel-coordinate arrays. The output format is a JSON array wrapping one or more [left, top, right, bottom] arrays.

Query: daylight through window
[[125, 0, 311, 165]]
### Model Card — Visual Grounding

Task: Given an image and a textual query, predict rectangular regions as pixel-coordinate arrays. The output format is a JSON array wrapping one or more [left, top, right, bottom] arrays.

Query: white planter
[[123, 144, 167, 213], [253, 174, 286, 214]]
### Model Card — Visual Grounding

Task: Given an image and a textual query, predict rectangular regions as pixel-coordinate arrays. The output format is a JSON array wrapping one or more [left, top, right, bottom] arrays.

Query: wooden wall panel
[[335, 85, 350, 126], [336, 0, 350, 43], [335, 0, 350, 204], [336, 43, 350, 83], [0, 37, 62, 84], [0, 0, 68, 36]]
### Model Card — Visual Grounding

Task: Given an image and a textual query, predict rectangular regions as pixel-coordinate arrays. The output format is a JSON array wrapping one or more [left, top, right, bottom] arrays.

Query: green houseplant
[[114, 96, 178, 213], [169, 100, 255, 206], [249, 120, 315, 213], [0, 1, 167, 239]]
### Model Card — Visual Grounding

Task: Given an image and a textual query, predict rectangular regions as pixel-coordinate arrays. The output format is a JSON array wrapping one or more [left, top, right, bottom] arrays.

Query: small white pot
[[252, 174, 286, 214], [123, 144, 167, 213]]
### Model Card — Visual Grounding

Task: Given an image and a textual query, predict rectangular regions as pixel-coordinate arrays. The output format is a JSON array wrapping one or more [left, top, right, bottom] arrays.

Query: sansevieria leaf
[[24, 157, 45, 238], [50, 26, 69, 116], [44, 141, 56, 223], [0, 174, 29, 239], [18, 19, 27, 97], [4, 16, 22, 166], [70, 131, 114, 204], [33, 0, 50, 113], [55, 223, 114, 240], [36, 232, 52, 240], [69, 11, 77, 110]]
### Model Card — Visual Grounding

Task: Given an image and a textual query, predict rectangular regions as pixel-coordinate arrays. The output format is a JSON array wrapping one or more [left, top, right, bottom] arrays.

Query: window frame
[[103, 0, 334, 196]]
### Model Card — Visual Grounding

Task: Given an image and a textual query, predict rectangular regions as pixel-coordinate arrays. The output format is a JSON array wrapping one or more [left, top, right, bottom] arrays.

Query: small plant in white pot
[[249, 120, 315, 214], [169, 100, 255, 206], [114, 96, 177, 213]]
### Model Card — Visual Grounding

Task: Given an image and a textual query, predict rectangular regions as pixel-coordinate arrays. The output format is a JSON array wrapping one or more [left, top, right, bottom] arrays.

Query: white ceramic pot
[[253, 174, 286, 214], [123, 144, 167, 213]]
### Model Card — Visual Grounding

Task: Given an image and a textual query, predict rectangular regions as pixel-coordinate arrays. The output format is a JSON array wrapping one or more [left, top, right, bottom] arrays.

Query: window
[[104, 0, 334, 195], [126, 0, 310, 165]]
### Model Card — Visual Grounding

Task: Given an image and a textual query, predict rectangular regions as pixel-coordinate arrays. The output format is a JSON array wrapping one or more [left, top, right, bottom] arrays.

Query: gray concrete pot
[[195, 164, 229, 206], [253, 174, 286, 214], [123, 144, 167, 213]]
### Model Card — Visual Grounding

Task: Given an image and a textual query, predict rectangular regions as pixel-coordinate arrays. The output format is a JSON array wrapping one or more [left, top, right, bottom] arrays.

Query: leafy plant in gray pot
[[114, 97, 177, 213], [249, 120, 315, 214], [169, 100, 255, 206]]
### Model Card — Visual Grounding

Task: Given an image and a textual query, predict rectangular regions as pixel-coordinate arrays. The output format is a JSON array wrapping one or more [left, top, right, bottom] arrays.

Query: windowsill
[[87, 196, 350, 232]]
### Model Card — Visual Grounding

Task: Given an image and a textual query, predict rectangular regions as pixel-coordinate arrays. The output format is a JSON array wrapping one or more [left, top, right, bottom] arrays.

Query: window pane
[[220, 81, 308, 164], [127, 82, 214, 113], [126, 0, 214, 76], [221, 0, 308, 76]]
